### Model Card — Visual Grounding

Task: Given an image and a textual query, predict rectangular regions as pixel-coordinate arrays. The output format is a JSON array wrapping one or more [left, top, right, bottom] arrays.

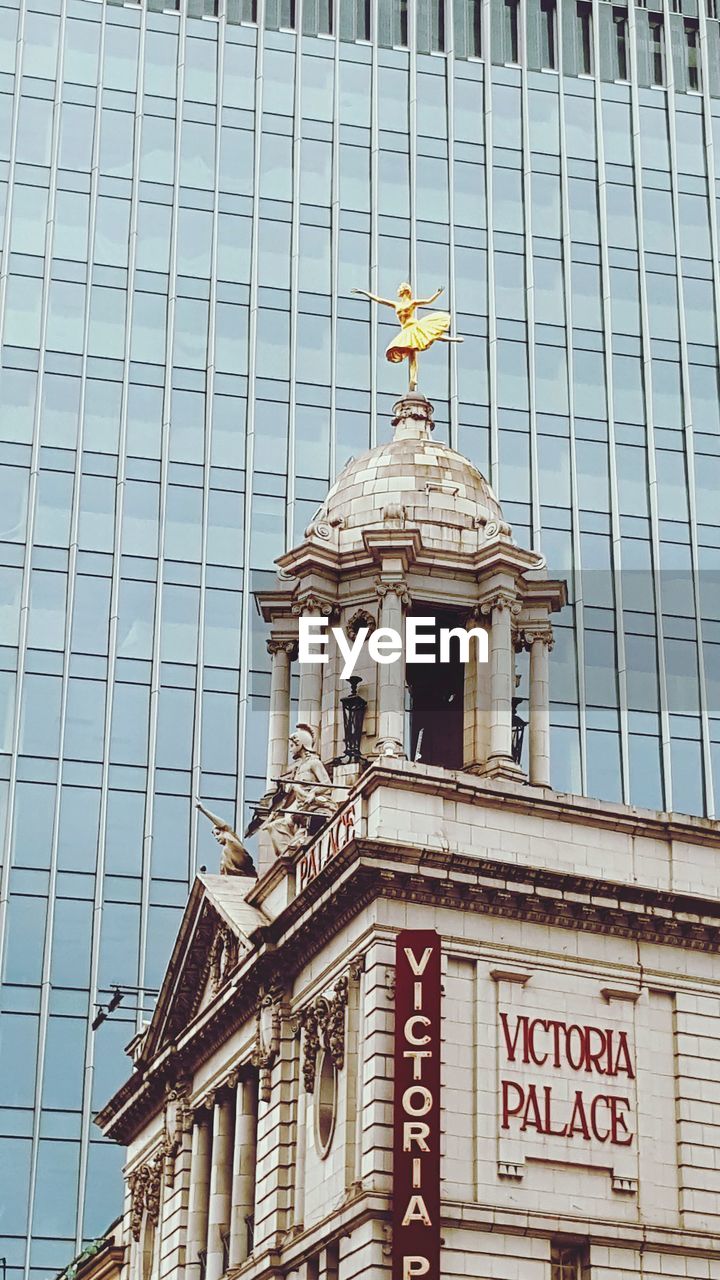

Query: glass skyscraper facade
[[0, 0, 719, 1273]]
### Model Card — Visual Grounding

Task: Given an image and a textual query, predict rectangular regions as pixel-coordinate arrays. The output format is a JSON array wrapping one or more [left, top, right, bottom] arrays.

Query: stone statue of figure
[[352, 282, 463, 391], [250, 724, 336, 860], [195, 799, 257, 878]]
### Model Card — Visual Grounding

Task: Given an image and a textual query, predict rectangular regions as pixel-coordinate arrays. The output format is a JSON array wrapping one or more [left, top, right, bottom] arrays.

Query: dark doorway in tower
[[405, 607, 465, 769]]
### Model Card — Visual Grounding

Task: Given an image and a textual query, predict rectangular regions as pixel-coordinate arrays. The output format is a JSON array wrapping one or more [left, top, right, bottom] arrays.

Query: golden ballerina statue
[[352, 281, 463, 391]]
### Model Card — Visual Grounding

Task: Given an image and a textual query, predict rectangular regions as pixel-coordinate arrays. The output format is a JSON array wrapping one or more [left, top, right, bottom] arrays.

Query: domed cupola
[[253, 393, 566, 876], [314, 393, 507, 557]]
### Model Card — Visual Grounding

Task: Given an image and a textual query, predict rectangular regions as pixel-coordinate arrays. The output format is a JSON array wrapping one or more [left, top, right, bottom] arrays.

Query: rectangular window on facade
[[455, 0, 482, 55], [685, 18, 700, 88], [303, 0, 333, 35], [492, 0, 520, 62], [551, 1242, 589, 1279], [416, 0, 446, 50], [578, 0, 593, 70], [614, 7, 629, 77], [339, 0, 370, 39], [650, 14, 665, 82], [265, 0, 295, 27]]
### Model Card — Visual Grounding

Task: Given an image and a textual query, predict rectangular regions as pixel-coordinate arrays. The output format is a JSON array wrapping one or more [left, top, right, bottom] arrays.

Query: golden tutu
[[385, 310, 452, 363]]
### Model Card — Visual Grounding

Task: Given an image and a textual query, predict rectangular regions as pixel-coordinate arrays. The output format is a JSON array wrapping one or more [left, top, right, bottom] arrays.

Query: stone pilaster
[[228, 1077, 258, 1267], [374, 579, 410, 757], [527, 626, 553, 787], [185, 1111, 212, 1271], [481, 590, 524, 781], [294, 593, 334, 734], [205, 1093, 234, 1280], [266, 639, 295, 787], [463, 608, 490, 770]]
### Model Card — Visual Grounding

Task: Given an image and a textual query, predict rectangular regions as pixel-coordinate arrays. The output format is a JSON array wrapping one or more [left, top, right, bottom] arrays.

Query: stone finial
[[391, 392, 435, 440]]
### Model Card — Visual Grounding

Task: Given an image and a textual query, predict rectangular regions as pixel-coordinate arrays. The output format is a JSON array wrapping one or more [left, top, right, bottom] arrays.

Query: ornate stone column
[[295, 595, 332, 736], [527, 626, 553, 787], [266, 639, 294, 787], [186, 1111, 212, 1269], [463, 608, 490, 770], [228, 1077, 258, 1267], [205, 1093, 234, 1280], [484, 590, 522, 776], [374, 580, 410, 757]]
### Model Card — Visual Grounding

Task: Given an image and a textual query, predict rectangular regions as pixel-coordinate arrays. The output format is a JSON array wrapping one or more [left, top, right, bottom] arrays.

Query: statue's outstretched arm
[[417, 286, 444, 307], [352, 287, 396, 308], [195, 797, 229, 831]]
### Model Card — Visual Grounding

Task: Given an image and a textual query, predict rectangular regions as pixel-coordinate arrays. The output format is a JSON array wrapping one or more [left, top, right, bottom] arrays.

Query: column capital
[[267, 637, 297, 658], [374, 577, 411, 606], [478, 588, 520, 616], [291, 592, 336, 617], [518, 624, 555, 652]]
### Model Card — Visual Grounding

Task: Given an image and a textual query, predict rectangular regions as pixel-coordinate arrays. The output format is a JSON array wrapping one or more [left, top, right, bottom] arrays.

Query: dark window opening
[[406, 608, 466, 770], [685, 18, 700, 86], [614, 7, 629, 77], [506, 0, 520, 59], [649, 14, 665, 82], [433, 0, 447, 49], [340, 0, 370, 38], [551, 1242, 590, 1280], [399, 0, 409, 44], [578, 0, 593, 71], [541, 0, 557, 65]]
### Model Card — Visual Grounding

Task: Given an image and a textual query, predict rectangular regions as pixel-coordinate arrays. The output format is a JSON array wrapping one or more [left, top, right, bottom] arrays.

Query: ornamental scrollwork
[[128, 1152, 163, 1241], [251, 977, 285, 1103], [209, 924, 238, 994], [294, 957, 364, 1094], [374, 578, 411, 606]]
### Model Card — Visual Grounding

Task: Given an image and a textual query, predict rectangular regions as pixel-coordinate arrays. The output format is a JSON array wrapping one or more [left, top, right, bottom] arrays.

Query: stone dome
[[315, 394, 505, 556]]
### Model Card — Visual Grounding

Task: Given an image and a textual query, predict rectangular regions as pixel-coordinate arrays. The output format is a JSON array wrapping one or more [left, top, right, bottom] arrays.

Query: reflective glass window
[[11, 781, 56, 870], [131, 293, 168, 365], [59, 103, 95, 171], [156, 686, 194, 769], [0, 368, 36, 445], [47, 281, 86, 354], [165, 486, 203, 561], [173, 297, 209, 368], [95, 197, 131, 268], [64, 18, 100, 86], [117, 579, 156, 659], [140, 115, 175, 185], [0, 564, 22, 644], [144, 30, 178, 98], [215, 302, 249, 375], [219, 126, 253, 195], [109, 683, 150, 766], [50, 899, 93, 988], [28, 569, 67, 650], [54, 190, 90, 261], [20, 673, 62, 756], [39, 374, 79, 450], [89, 286, 126, 359], [121, 482, 160, 557], [23, 11, 59, 78], [180, 121, 215, 189], [185, 35, 217, 102], [72, 576, 111, 656], [99, 107, 135, 178], [4, 274, 43, 347], [103, 22, 139, 91], [78, 475, 115, 553], [10, 185, 49, 257], [35, 469, 73, 545], [136, 202, 172, 274]]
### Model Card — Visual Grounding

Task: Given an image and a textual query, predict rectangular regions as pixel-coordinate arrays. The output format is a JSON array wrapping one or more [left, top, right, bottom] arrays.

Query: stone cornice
[[355, 760, 720, 851]]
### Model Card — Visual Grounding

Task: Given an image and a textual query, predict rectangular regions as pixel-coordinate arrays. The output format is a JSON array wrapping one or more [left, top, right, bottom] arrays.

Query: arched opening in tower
[[405, 606, 465, 769]]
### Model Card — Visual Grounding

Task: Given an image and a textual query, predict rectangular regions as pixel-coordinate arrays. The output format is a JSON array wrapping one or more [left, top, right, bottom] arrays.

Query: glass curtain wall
[[0, 0, 720, 1273]]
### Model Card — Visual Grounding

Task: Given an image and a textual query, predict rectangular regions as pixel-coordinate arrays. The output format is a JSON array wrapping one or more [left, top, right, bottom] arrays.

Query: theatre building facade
[[95, 395, 720, 1280]]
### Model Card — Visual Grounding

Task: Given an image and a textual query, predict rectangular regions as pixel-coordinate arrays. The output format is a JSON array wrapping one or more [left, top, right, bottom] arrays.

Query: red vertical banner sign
[[392, 929, 442, 1280]]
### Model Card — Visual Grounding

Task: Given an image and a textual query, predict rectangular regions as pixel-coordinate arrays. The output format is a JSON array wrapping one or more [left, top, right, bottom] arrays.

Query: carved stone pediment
[[138, 878, 266, 1065]]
